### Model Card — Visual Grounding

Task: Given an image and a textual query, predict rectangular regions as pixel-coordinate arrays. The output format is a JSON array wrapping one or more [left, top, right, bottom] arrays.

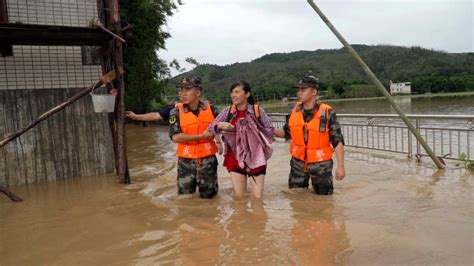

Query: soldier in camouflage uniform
[[169, 77, 220, 198], [274, 72, 346, 195]]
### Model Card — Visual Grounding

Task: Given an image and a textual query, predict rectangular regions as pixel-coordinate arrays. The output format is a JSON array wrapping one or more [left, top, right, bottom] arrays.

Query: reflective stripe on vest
[[176, 101, 218, 159], [288, 103, 333, 163]]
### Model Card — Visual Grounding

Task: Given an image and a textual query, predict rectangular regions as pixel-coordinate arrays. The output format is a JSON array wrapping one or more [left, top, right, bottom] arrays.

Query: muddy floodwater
[[1, 121, 474, 264], [267, 94, 474, 115]]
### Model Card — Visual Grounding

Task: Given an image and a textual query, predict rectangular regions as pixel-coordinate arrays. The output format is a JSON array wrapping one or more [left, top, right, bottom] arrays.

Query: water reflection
[[132, 197, 226, 265], [218, 198, 270, 264], [175, 200, 225, 265], [286, 192, 351, 265]]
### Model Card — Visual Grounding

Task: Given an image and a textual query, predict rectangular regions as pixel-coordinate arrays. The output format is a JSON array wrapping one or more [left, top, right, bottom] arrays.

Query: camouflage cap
[[293, 71, 319, 89], [176, 76, 202, 89]]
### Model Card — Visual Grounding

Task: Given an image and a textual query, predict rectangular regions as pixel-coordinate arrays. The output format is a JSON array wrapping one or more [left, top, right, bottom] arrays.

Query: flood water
[[1, 96, 473, 265], [267, 94, 474, 115]]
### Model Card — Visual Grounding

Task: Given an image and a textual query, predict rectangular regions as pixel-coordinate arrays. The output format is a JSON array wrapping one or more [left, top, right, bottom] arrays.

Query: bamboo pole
[[89, 19, 126, 43], [306, 0, 445, 169]]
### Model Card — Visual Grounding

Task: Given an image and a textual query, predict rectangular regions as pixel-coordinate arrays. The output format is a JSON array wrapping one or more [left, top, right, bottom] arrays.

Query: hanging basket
[[90, 92, 116, 113]]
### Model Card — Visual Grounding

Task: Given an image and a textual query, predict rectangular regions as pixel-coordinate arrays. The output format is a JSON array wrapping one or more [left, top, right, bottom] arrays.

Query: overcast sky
[[159, 0, 473, 76]]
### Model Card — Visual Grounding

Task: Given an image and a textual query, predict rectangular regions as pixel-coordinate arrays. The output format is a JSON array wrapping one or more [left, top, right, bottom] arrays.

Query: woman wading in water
[[209, 81, 274, 199]]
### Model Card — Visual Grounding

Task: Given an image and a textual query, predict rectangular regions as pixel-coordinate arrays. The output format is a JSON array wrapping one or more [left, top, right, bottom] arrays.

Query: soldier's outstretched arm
[[274, 114, 291, 139], [334, 142, 345, 180], [273, 128, 286, 138], [125, 111, 163, 121]]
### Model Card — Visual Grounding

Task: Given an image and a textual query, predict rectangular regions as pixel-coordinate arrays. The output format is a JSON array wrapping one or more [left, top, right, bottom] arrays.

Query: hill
[[165, 45, 474, 103]]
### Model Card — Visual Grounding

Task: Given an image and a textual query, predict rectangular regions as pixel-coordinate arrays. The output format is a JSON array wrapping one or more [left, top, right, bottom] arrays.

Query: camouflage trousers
[[177, 155, 219, 199], [288, 157, 334, 195]]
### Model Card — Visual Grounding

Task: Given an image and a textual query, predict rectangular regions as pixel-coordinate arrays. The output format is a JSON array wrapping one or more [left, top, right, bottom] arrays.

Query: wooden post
[[97, 0, 120, 176], [0, 0, 7, 21], [0, 0, 13, 56], [108, 0, 130, 183]]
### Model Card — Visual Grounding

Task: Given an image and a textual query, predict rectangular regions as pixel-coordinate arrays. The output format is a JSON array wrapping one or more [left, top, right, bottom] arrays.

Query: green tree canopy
[[121, 0, 179, 113], [166, 45, 474, 103]]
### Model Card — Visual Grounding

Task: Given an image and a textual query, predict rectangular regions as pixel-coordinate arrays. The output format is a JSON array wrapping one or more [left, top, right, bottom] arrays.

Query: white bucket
[[91, 93, 116, 113]]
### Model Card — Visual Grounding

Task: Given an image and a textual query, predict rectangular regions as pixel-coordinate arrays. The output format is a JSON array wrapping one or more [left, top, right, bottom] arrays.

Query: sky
[[159, 0, 473, 76]]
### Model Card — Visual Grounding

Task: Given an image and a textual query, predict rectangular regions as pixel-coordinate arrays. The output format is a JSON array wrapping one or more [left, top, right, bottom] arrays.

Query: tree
[[330, 80, 346, 97], [170, 59, 186, 73], [121, 0, 179, 113], [165, 45, 474, 100], [185, 57, 200, 66]]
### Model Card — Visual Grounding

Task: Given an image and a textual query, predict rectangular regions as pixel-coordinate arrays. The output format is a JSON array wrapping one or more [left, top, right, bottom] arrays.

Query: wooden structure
[[0, 0, 130, 201]]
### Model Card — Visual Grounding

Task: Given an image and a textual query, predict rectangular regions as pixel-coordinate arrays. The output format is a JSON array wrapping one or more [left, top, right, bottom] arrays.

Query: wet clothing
[[223, 109, 267, 176], [177, 155, 218, 198], [209, 105, 274, 177], [233, 111, 273, 169], [224, 151, 267, 176], [282, 102, 344, 195], [169, 101, 220, 198], [289, 157, 334, 195]]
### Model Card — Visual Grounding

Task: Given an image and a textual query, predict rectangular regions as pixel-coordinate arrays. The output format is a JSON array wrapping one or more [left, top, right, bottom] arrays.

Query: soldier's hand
[[200, 130, 214, 139], [125, 111, 136, 119], [218, 122, 234, 131], [293, 101, 303, 111], [335, 166, 345, 180]]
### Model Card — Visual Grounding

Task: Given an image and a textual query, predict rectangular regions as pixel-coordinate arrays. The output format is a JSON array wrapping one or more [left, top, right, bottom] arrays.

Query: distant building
[[390, 80, 411, 95]]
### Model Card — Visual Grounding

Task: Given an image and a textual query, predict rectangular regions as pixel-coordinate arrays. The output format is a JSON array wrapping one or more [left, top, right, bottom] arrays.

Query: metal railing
[[268, 113, 474, 161]]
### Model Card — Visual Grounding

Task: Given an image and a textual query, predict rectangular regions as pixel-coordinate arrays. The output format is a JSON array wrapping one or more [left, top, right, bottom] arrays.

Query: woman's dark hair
[[230, 80, 255, 105]]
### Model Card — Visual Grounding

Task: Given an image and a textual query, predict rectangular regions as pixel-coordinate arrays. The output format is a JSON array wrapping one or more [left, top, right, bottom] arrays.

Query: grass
[[459, 152, 474, 171]]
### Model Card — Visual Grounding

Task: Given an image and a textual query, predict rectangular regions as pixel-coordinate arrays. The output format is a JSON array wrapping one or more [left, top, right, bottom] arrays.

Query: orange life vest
[[288, 103, 333, 163], [175, 101, 218, 159]]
